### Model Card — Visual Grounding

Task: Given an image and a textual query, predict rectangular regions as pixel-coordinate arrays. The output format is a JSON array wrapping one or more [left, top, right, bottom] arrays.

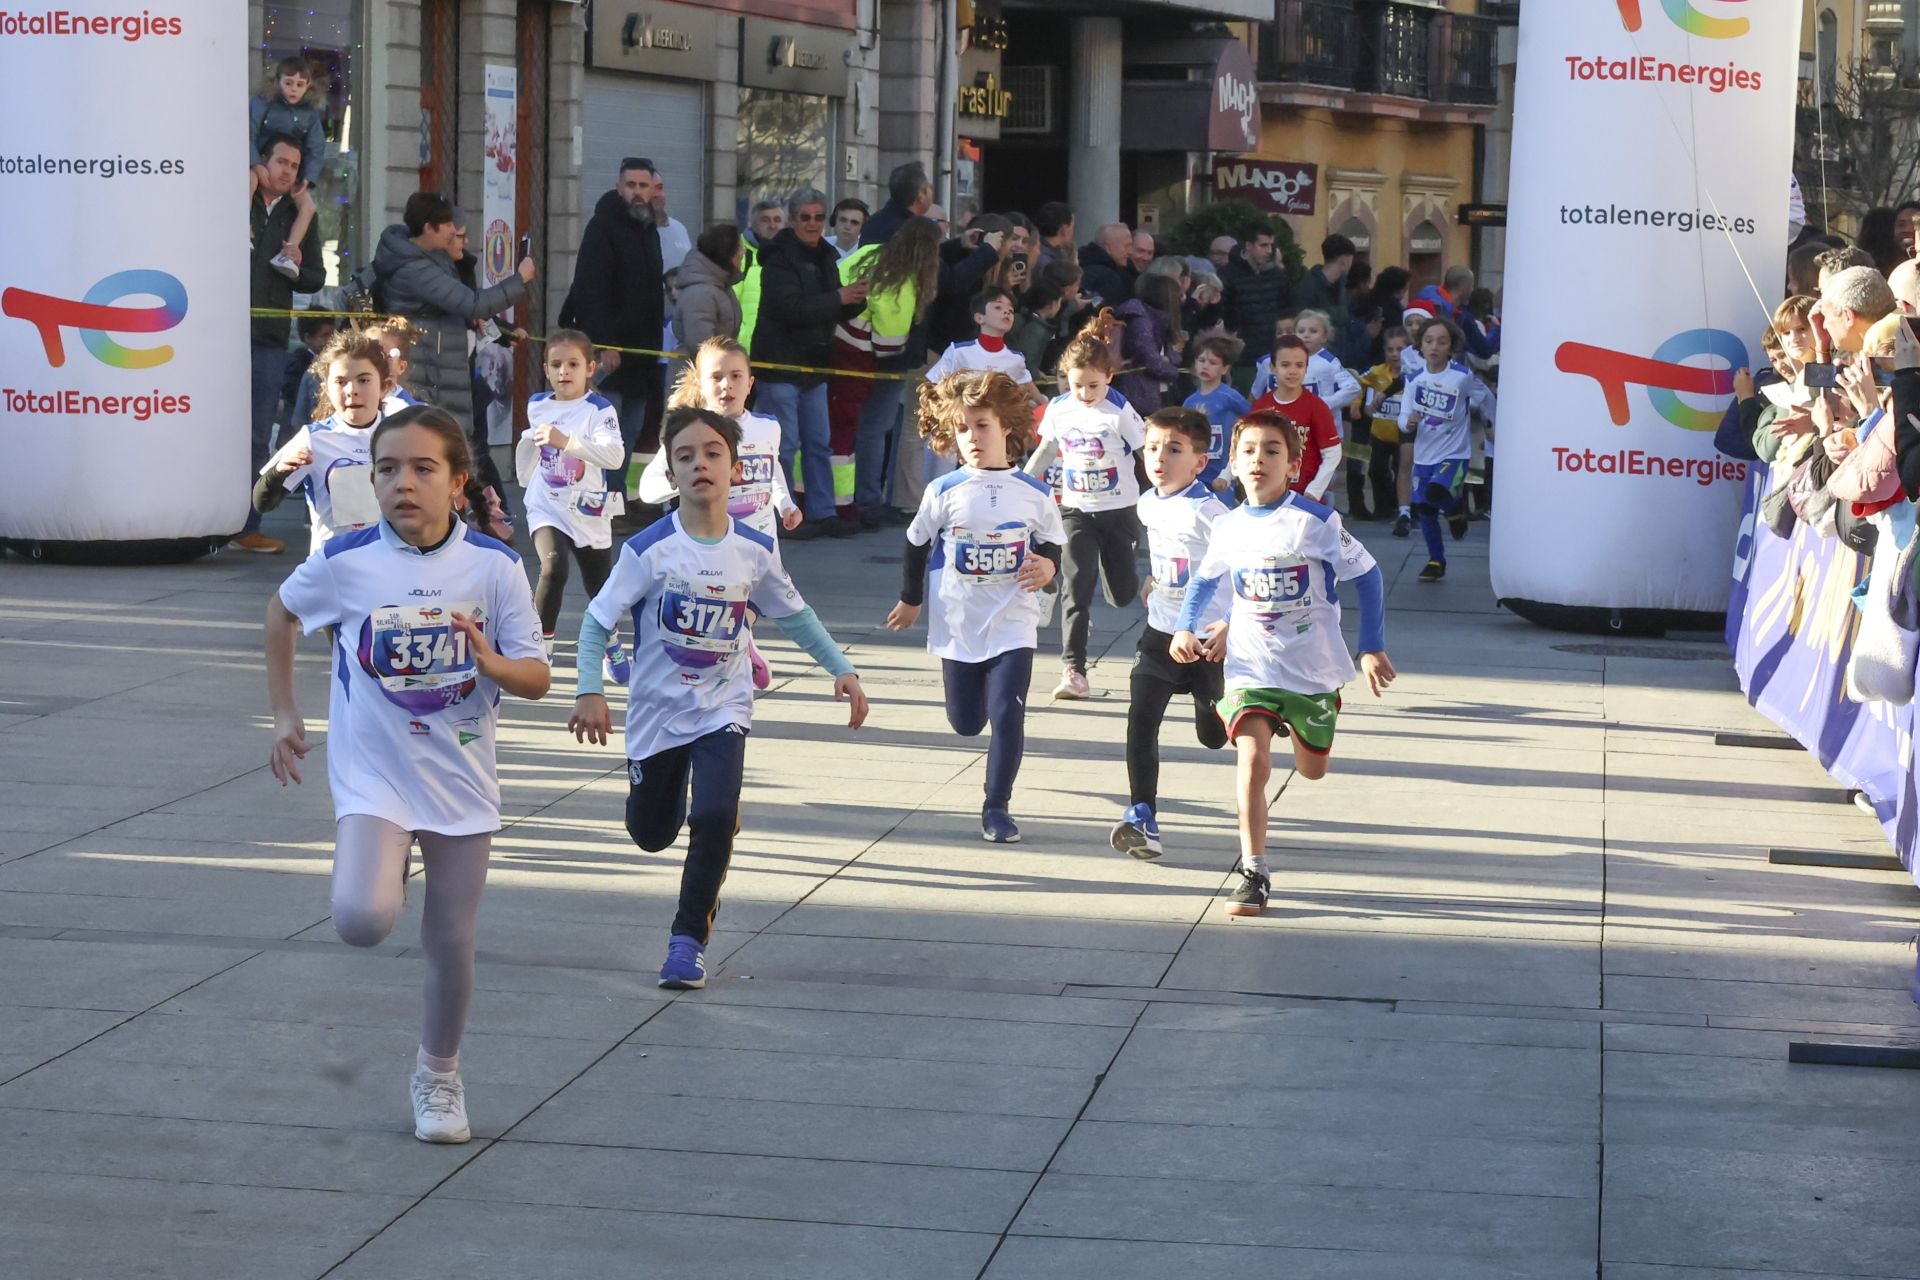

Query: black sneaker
[[1418, 559, 1445, 583], [1224, 867, 1269, 917], [823, 518, 859, 539], [1448, 508, 1471, 541], [1392, 512, 1411, 538], [859, 510, 886, 532], [785, 520, 822, 542]]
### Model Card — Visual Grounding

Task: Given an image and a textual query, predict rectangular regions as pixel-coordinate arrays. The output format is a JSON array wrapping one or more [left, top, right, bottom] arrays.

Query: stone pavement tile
[[718, 930, 1175, 987], [0, 887, 327, 939], [1605, 974, 1920, 1027], [0, 1006, 125, 1069], [766, 892, 1208, 936], [327, 1197, 998, 1280], [439, 1139, 1033, 1233], [1601, 1144, 1920, 1277], [1159, 922, 1601, 1007], [0, 778, 185, 816], [555, 1042, 1097, 1118], [154, 949, 670, 1039], [1052, 1117, 1595, 1199], [1603, 1267, 1887, 1280], [1602, 1022, 1800, 1060], [0, 936, 252, 1011], [1256, 892, 1601, 941], [1140, 1000, 1600, 1049], [1011, 1171, 1595, 1269], [983, 1236, 1590, 1280], [514, 1086, 1068, 1170], [1603, 934, 1917, 989], [626, 1001, 1129, 1070], [0, 1106, 479, 1195], [1605, 1092, 1920, 1163], [1606, 1048, 1920, 1112], [700, 976, 1145, 1027], [0, 1169, 408, 1280]]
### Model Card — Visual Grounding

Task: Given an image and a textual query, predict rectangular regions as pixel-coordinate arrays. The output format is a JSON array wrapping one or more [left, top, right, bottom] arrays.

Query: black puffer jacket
[[1221, 250, 1293, 359], [751, 228, 861, 388], [561, 189, 664, 399], [1077, 241, 1132, 309], [371, 224, 526, 434]]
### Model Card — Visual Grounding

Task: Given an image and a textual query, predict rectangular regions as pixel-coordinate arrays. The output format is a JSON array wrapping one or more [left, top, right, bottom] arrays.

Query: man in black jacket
[[1077, 223, 1134, 308], [562, 157, 665, 481], [1292, 233, 1356, 334], [1221, 221, 1292, 377], [754, 187, 870, 538], [237, 134, 324, 554], [859, 161, 933, 248]]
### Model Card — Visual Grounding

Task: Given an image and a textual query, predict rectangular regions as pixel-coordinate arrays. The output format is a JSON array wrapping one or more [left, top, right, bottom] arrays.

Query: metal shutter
[[582, 72, 708, 221]]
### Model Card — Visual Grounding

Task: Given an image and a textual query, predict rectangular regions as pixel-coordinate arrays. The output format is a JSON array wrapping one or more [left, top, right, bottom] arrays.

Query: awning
[[1119, 37, 1261, 155]]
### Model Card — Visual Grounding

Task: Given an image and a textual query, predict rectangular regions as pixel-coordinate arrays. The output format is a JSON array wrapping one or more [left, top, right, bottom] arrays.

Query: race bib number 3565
[[952, 528, 1026, 583]]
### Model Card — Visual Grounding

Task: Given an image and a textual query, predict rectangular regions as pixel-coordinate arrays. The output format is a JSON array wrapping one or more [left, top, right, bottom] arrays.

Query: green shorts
[[1218, 687, 1343, 755]]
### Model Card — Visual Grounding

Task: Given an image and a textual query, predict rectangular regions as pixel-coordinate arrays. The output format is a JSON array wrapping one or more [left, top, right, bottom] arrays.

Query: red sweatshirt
[[1250, 388, 1341, 499]]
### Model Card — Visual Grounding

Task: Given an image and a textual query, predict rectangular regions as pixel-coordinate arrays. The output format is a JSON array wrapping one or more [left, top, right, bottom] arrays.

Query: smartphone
[[1801, 362, 1838, 389], [518, 233, 532, 261]]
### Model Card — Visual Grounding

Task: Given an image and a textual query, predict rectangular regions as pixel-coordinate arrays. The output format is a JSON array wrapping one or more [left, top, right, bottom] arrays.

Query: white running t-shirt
[[1138, 480, 1230, 635], [636, 411, 798, 540], [907, 466, 1068, 664], [264, 414, 381, 554], [1034, 390, 1147, 513], [274, 520, 548, 834], [516, 391, 626, 549]]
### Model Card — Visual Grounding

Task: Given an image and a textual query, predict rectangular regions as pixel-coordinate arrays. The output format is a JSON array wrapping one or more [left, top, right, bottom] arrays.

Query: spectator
[[1857, 207, 1903, 278], [1114, 273, 1185, 414], [830, 197, 870, 257], [1035, 201, 1077, 267], [652, 173, 693, 273], [926, 213, 1010, 354], [926, 203, 952, 238], [236, 134, 324, 555], [862, 161, 934, 246], [373, 191, 533, 437], [734, 198, 785, 354], [754, 187, 871, 538], [672, 223, 745, 354], [283, 314, 336, 427], [1186, 270, 1225, 338], [1220, 220, 1291, 368], [1208, 235, 1237, 271], [1003, 212, 1039, 296], [1816, 265, 1897, 353], [1895, 201, 1920, 261], [1294, 234, 1357, 333], [1787, 241, 1828, 298], [1009, 278, 1066, 385], [560, 158, 664, 478], [1407, 266, 1498, 363], [248, 57, 325, 188], [1079, 222, 1135, 307], [1129, 229, 1159, 275]]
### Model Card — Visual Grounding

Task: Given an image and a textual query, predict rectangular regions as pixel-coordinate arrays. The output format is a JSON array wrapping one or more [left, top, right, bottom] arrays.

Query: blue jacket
[[250, 95, 327, 185], [1411, 284, 1500, 362]]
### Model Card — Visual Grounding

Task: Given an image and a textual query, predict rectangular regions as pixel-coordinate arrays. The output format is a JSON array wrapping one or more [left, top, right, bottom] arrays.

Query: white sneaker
[[1051, 667, 1091, 701], [410, 1067, 471, 1143], [268, 252, 300, 280]]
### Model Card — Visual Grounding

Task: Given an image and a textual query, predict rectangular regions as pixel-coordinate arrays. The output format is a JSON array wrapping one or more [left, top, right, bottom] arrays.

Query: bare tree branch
[[1796, 56, 1920, 221]]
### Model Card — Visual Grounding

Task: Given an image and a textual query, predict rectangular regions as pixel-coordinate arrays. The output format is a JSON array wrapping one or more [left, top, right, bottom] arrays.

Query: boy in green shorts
[[1171, 410, 1396, 916]]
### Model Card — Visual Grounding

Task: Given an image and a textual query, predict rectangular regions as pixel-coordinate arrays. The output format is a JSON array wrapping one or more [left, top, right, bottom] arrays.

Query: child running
[[366, 319, 425, 416], [254, 331, 391, 554], [1183, 331, 1250, 495], [1399, 318, 1495, 583], [1023, 334, 1146, 701], [888, 370, 1065, 843], [570, 407, 868, 989], [1358, 327, 1414, 537], [265, 404, 551, 1142], [516, 329, 631, 681], [1112, 407, 1230, 860], [1250, 335, 1343, 505], [1171, 410, 1395, 916], [638, 336, 804, 688]]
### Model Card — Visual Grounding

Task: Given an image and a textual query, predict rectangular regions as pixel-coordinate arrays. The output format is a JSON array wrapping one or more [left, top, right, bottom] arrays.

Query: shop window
[[1336, 216, 1372, 254], [255, 1, 365, 289], [736, 88, 836, 221]]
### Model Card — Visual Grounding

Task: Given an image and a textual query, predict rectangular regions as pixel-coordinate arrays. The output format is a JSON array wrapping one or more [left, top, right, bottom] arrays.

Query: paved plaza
[[4, 503, 1920, 1279]]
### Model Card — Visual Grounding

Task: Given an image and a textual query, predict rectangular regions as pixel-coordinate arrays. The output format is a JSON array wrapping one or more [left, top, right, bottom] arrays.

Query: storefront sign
[[1208, 38, 1261, 154], [0, 1, 248, 543], [1212, 159, 1317, 216], [1121, 37, 1261, 156], [1489, 2, 1797, 614], [590, 1, 725, 81], [482, 65, 517, 290], [742, 17, 852, 98]]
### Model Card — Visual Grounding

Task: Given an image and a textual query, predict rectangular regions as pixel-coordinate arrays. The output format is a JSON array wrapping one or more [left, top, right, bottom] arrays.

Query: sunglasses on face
[[793, 211, 826, 223]]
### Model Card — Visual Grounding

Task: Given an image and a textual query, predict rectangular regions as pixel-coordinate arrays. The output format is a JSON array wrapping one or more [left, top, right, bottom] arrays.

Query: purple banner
[[1727, 473, 1918, 880]]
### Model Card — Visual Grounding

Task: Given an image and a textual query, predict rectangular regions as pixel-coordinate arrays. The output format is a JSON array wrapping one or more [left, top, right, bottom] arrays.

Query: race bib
[[729, 451, 777, 520], [950, 522, 1027, 586], [325, 460, 379, 530], [1066, 465, 1119, 495], [357, 602, 481, 714], [1233, 563, 1311, 619], [1412, 385, 1458, 417], [658, 575, 748, 671], [538, 444, 585, 488], [1209, 422, 1225, 460], [569, 488, 611, 519], [1152, 553, 1191, 602]]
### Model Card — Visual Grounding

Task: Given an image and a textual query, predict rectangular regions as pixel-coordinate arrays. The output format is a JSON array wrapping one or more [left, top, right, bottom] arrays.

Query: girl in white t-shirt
[[254, 331, 391, 554], [639, 337, 803, 689], [265, 405, 550, 1145]]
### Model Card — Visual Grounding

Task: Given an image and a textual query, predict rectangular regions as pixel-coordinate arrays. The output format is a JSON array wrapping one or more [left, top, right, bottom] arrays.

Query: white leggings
[[332, 814, 492, 1061]]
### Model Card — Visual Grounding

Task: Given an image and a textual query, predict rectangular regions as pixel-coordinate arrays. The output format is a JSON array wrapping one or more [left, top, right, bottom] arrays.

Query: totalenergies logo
[[2, 269, 188, 369], [1556, 329, 1749, 432], [1618, 0, 1750, 40]]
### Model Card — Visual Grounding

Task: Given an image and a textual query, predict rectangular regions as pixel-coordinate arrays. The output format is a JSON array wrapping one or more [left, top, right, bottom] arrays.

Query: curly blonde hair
[[917, 370, 1037, 460]]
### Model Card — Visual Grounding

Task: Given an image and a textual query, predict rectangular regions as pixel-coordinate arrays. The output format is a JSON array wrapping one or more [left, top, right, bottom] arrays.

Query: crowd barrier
[[1727, 471, 1920, 882]]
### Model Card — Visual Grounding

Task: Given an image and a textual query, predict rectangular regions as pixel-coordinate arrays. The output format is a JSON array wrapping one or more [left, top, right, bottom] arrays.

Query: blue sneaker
[[1110, 804, 1162, 860], [604, 640, 632, 687], [981, 808, 1021, 844], [657, 935, 706, 989]]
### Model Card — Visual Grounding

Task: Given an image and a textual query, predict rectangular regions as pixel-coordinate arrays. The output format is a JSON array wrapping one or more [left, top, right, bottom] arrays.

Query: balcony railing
[[1265, 1, 1501, 108]]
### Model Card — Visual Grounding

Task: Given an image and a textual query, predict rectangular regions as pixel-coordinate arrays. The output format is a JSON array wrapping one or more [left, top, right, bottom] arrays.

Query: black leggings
[[626, 725, 748, 944], [1127, 627, 1227, 809], [531, 526, 614, 637], [1060, 507, 1141, 671], [943, 647, 1033, 810], [1368, 435, 1400, 516]]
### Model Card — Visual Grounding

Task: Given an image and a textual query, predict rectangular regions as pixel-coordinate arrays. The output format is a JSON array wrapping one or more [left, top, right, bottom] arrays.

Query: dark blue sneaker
[[657, 935, 706, 989], [981, 808, 1021, 844], [1110, 803, 1162, 859], [604, 640, 632, 687]]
